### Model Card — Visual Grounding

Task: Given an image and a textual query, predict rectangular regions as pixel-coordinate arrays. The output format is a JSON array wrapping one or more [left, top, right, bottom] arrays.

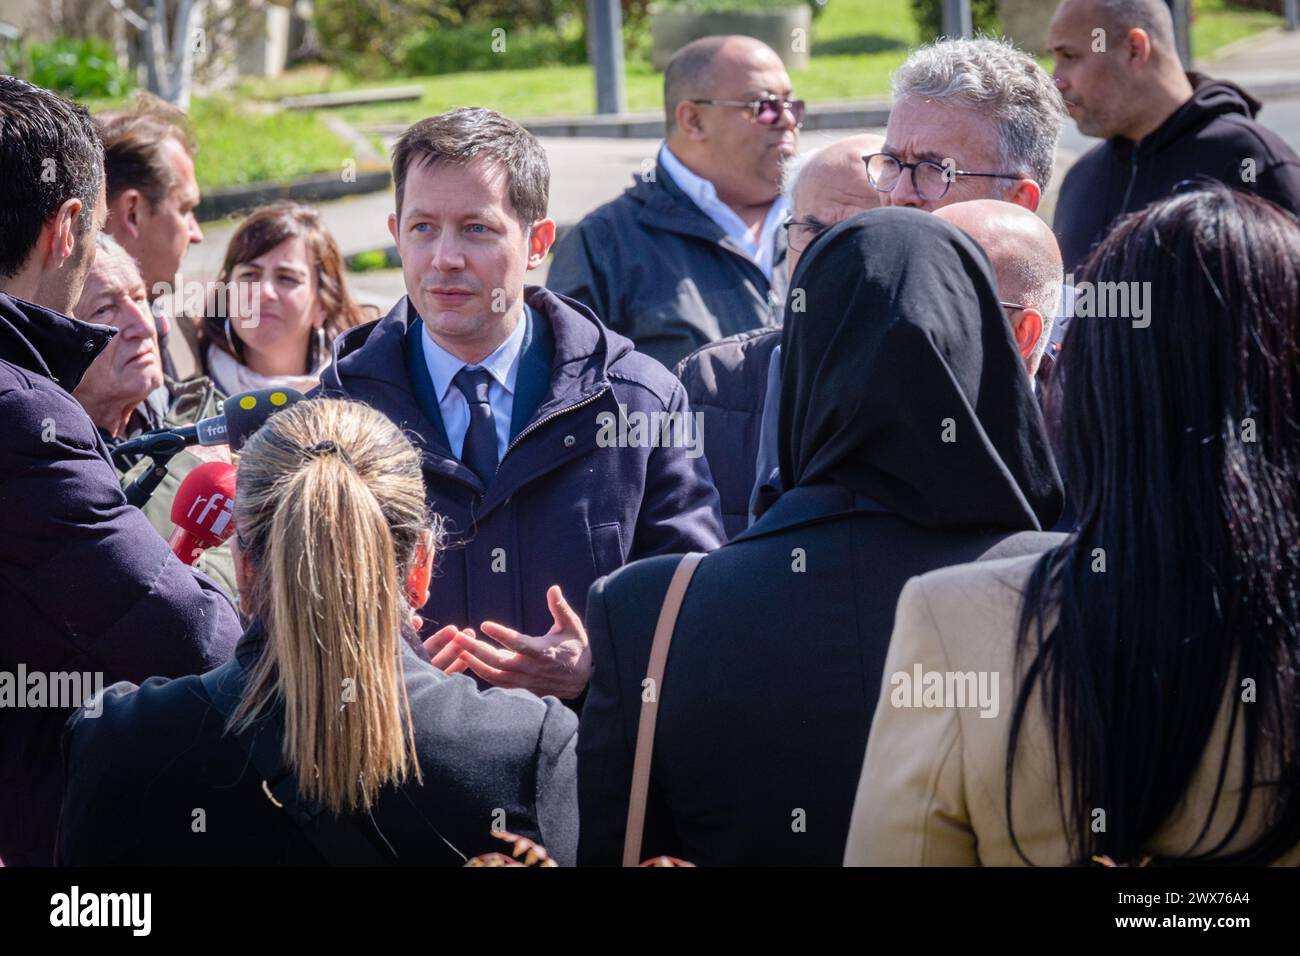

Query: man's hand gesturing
[[452, 585, 591, 700]]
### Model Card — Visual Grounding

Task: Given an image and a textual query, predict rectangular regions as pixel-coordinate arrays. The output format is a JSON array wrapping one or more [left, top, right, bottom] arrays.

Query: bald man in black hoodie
[[1049, 0, 1300, 272]]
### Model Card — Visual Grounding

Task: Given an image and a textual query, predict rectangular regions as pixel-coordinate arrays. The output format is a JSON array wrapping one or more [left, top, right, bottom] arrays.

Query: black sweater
[[1055, 73, 1300, 273]]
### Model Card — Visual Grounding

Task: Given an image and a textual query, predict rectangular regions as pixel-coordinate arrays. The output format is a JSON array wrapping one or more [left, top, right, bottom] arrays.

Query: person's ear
[[526, 219, 556, 270], [405, 529, 435, 610], [1006, 179, 1042, 213], [387, 211, 400, 248], [676, 101, 707, 140], [48, 197, 84, 269], [1014, 307, 1044, 363], [1126, 28, 1152, 69], [112, 189, 145, 239]]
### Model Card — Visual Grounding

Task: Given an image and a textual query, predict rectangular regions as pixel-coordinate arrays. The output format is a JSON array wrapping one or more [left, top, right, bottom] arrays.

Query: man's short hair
[[96, 93, 196, 210], [663, 35, 733, 136], [892, 37, 1065, 192], [391, 107, 549, 227], [0, 76, 104, 278], [91, 230, 141, 282], [1091, 0, 1177, 51]]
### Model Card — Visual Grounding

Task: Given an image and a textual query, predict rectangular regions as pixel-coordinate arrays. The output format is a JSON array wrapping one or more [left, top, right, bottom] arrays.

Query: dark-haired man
[[1050, 0, 1300, 271], [96, 96, 205, 377], [317, 107, 724, 702], [0, 77, 240, 865], [548, 35, 799, 369]]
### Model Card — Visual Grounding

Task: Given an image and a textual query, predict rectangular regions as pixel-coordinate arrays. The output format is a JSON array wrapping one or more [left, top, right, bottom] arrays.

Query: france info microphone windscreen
[[223, 387, 306, 451], [168, 461, 237, 565]]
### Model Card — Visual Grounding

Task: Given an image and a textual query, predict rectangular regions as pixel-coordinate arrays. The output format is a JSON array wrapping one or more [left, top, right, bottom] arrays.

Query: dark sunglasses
[[691, 96, 806, 127]]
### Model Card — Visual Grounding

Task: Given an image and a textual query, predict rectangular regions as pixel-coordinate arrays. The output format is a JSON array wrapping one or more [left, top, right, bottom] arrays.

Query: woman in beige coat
[[846, 184, 1300, 867]]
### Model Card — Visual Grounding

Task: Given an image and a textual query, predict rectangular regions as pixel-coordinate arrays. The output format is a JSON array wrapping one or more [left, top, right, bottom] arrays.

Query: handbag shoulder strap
[[622, 551, 706, 867]]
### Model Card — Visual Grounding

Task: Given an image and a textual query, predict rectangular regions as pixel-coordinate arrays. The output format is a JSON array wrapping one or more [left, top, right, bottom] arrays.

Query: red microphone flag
[[168, 461, 237, 565]]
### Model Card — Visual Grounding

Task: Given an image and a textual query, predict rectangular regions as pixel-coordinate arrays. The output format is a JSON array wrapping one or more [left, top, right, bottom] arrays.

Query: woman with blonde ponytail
[[56, 399, 579, 866]]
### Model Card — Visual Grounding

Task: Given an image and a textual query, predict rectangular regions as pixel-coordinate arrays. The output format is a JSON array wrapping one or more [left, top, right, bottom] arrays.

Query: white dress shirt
[[420, 305, 530, 461], [658, 144, 789, 280]]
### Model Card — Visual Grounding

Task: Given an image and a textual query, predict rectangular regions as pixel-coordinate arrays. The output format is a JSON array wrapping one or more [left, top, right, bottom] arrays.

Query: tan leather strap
[[622, 552, 706, 867]]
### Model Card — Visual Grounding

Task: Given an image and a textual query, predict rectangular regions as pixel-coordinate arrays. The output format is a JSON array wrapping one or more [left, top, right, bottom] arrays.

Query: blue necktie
[[453, 367, 498, 487]]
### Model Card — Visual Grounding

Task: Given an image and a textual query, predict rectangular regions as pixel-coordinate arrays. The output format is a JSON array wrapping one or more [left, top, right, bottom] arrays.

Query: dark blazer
[[0, 292, 241, 866], [577, 483, 1065, 866], [547, 162, 787, 369], [316, 287, 724, 642], [674, 327, 781, 539], [57, 622, 579, 865]]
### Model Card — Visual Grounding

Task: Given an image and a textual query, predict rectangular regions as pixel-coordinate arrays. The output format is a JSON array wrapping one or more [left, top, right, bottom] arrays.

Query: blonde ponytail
[[229, 399, 432, 815]]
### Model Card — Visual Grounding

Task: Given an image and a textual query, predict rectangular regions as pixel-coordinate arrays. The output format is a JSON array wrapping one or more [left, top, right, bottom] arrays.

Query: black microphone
[[112, 388, 306, 465], [118, 388, 306, 508], [221, 387, 306, 451], [109, 415, 228, 466]]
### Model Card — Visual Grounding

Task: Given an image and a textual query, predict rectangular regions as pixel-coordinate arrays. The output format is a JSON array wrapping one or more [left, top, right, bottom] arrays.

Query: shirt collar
[[657, 144, 789, 277], [659, 143, 725, 213], [420, 303, 530, 402]]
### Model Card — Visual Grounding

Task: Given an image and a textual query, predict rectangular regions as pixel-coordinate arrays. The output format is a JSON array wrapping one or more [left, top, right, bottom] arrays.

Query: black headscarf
[[777, 207, 1063, 532]]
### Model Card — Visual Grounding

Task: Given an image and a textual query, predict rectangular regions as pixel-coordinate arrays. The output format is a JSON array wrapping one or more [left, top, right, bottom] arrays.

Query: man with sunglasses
[[549, 35, 800, 370]]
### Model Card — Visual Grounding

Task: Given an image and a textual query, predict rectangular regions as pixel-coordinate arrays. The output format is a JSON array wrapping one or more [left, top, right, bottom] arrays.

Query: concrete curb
[[198, 167, 392, 223], [280, 86, 424, 110]]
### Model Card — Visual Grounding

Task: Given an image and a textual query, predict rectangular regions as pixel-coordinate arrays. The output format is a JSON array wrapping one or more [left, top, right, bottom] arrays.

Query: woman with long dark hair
[[199, 202, 372, 395], [846, 184, 1300, 866]]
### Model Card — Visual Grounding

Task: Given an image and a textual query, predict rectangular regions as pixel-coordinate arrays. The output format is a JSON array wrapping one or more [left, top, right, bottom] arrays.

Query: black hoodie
[[1055, 73, 1300, 273]]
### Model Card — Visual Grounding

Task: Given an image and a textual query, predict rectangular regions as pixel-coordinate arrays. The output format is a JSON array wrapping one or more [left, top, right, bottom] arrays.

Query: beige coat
[[844, 552, 1300, 866]]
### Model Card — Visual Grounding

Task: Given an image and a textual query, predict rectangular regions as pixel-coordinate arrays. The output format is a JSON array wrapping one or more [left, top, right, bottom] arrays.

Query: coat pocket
[[586, 521, 625, 578]]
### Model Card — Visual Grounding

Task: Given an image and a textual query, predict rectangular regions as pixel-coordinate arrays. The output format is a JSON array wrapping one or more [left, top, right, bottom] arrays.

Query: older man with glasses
[[873, 38, 1063, 214], [548, 35, 800, 369]]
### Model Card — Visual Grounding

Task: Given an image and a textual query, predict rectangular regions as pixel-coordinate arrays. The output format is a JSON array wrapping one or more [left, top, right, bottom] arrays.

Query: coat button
[[563, 435, 575, 447], [82, 340, 96, 352]]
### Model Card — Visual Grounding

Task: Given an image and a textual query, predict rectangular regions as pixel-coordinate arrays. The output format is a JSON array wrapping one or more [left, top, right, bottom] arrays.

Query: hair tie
[[306, 439, 354, 467]]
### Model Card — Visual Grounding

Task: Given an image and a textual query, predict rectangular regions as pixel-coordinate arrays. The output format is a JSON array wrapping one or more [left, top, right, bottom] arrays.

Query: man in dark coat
[[577, 210, 1066, 866], [0, 77, 240, 865], [547, 36, 798, 369], [1049, 0, 1300, 272], [316, 108, 724, 703]]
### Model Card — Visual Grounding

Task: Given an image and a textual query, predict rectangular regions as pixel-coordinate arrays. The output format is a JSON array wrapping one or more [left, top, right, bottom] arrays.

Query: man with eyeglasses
[[867, 37, 1077, 382], [873, 38, 1063, 215], [548, 35, 800, 370], [675, 133, 885, 537]]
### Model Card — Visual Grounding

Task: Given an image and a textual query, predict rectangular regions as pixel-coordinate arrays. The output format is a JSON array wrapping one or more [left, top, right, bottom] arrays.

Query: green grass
[[83, 0, 1281, 189], [187, 98, 353, 187], [82, 93, 353, 190], [1193, 0, 1285, 61], [235, 0, 1280, 129], [241, 0, 923, 125]]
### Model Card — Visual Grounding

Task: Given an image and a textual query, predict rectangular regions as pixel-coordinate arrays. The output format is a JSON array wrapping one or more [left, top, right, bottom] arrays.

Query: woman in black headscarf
[[575, 207, 1064, 866]]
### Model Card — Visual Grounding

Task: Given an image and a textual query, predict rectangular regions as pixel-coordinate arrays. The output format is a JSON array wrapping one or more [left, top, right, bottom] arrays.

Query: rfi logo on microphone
[[188, 492, 233, 535]]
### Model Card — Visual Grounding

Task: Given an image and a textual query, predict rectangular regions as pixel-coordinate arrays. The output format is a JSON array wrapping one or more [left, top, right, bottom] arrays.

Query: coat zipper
[[494, 384, 611, 477]]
